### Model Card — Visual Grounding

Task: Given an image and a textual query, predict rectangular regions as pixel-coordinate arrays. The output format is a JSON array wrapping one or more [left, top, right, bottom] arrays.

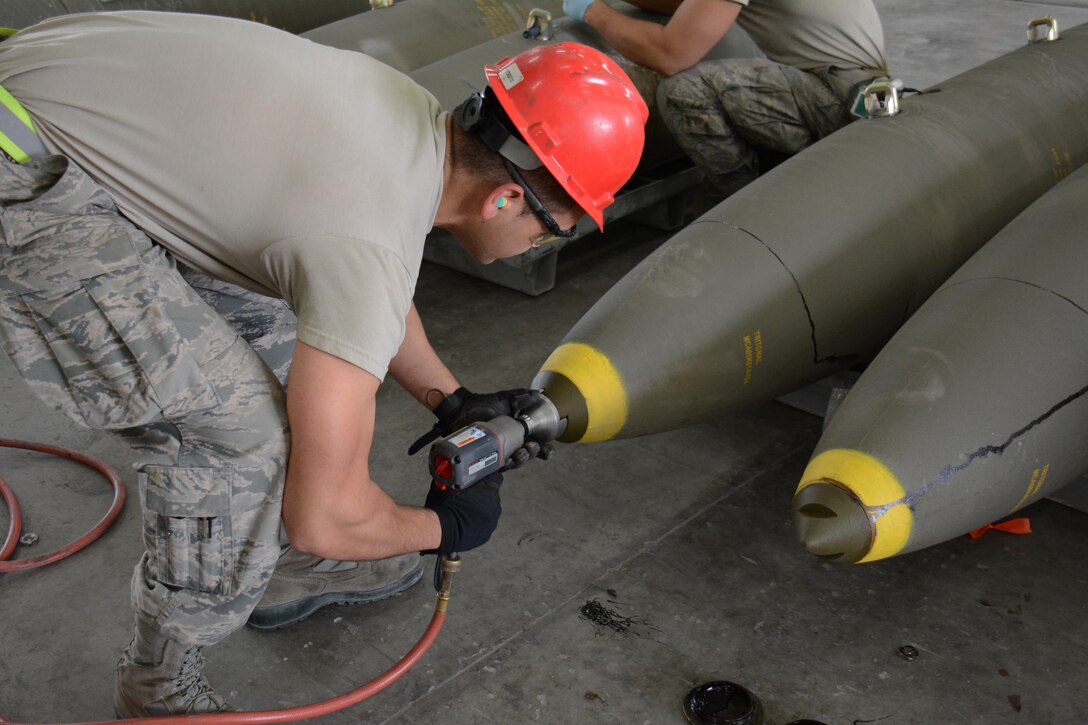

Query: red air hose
[[2, 606, 448, 725], [0, 438, 126, 573], [1, 574, 454, 725], [0, 473, 21, 561], [0, 437, 460, 724]]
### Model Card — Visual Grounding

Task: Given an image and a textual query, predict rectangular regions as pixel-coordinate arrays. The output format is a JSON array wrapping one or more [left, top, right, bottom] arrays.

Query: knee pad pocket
[[141, 465, 236, 596]]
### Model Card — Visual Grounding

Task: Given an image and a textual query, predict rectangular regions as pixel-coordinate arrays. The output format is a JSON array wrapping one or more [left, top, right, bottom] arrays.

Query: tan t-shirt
[[732, 0, 888, 73], [0, 11, 448, 380]]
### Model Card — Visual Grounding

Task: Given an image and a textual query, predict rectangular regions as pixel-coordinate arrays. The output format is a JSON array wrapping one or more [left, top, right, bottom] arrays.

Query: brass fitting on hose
[[435, 554, 462, 613]]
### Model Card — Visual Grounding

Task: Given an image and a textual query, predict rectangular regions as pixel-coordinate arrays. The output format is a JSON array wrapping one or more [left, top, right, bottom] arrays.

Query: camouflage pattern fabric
[[657, 57, 858, 196], [0, 155, 288, 646], [179, 266, 296, 388]]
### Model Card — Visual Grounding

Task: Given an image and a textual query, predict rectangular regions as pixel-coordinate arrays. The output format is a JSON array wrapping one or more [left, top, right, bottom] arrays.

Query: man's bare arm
[[281, 341, 441, 560], [583, 0, 741, 76], [622, 0, 684, 14], [388, 301, 459, 409]]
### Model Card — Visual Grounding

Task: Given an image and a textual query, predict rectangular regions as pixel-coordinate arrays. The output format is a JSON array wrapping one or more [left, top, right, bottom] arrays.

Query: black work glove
[[424, 472, 504, 556], [503, 439, 555, 470], [407, 386, 537, 455]]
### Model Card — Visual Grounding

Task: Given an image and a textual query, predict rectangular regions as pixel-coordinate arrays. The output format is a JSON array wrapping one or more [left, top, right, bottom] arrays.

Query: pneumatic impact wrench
[[427, 391, 564, 491], [424, 391, 564, 589]]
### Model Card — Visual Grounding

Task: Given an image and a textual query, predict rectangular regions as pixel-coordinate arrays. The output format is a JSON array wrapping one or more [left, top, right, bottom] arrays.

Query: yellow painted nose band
[[539, 342, 627, 442], [798, 448, 913, 563]]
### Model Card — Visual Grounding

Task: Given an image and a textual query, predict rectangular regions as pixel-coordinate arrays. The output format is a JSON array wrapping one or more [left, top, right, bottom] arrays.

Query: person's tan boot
[[115, 626, 236, 717], [247, 547, 423, 631]]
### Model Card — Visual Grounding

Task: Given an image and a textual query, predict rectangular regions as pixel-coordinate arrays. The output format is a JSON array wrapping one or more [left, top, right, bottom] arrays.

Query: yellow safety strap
[[0, 29, 47, 163], [0, 84, 46, 164]]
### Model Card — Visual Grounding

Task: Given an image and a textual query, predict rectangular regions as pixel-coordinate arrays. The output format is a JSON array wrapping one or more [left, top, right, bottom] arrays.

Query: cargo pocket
[[13, 263, 219, 429], [142, 465, 235, 596]]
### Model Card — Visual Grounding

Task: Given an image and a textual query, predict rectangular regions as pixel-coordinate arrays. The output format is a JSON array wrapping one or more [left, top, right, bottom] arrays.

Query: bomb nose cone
[[793, 449, 913, 564], [531, 369, 589, 444], [791, 481, 873, 563], [532, 342, 629, 443]]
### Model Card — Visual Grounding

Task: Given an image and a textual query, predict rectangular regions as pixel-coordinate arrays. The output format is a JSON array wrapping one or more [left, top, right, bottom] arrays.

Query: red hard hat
[[485, 42, 648, 231]]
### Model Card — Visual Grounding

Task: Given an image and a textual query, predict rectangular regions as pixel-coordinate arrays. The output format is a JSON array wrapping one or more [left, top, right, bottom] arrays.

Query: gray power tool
[[428, 392, 563, 490]]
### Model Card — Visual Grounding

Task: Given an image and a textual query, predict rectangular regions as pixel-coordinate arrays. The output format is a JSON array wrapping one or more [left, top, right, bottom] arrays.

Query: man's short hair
[[450, 99, 581, 223]]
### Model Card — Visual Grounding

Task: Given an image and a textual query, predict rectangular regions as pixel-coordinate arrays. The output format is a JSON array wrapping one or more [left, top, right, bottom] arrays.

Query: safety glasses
[[502, 158, 578, 240]]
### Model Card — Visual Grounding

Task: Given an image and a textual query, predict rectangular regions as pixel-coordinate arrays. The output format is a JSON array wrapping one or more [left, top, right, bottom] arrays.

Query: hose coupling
[[435, 554, 462, 613]]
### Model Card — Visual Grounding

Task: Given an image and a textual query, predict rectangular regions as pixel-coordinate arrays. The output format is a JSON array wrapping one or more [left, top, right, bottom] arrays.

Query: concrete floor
[[3, 2, 1088, 723]]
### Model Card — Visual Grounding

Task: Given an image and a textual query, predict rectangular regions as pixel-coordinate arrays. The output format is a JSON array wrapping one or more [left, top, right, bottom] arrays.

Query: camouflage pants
[[657, 57, 860, 195], [0, 155, 290, 646], [179, 265, 296, 388]]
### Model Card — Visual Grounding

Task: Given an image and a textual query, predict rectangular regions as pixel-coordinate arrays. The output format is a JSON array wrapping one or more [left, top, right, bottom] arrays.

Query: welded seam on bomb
[[704, 220, 858, 367], [940, 276, 1088, 316], [865, 382, 1088, 517]]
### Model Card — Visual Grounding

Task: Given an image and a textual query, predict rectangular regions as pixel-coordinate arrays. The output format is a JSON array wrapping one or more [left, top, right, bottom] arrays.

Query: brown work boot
[[247, 546, 423, 631], [115, 627, 236, 717]]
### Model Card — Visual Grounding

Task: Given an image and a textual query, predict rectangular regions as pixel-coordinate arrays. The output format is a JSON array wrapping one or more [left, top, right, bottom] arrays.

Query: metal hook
[[1027, 16, 1059, 44], [524, 8, 555, 41], [863, 79, 901, 118]]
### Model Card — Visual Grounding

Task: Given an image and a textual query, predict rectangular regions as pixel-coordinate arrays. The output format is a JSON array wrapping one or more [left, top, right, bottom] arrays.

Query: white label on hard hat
[[498, 63, 525, 90]]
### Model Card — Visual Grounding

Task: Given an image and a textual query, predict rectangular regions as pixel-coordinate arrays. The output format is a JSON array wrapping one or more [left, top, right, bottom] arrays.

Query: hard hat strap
[[459, 88, 577, 239], [458, 90, 542, 171]]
